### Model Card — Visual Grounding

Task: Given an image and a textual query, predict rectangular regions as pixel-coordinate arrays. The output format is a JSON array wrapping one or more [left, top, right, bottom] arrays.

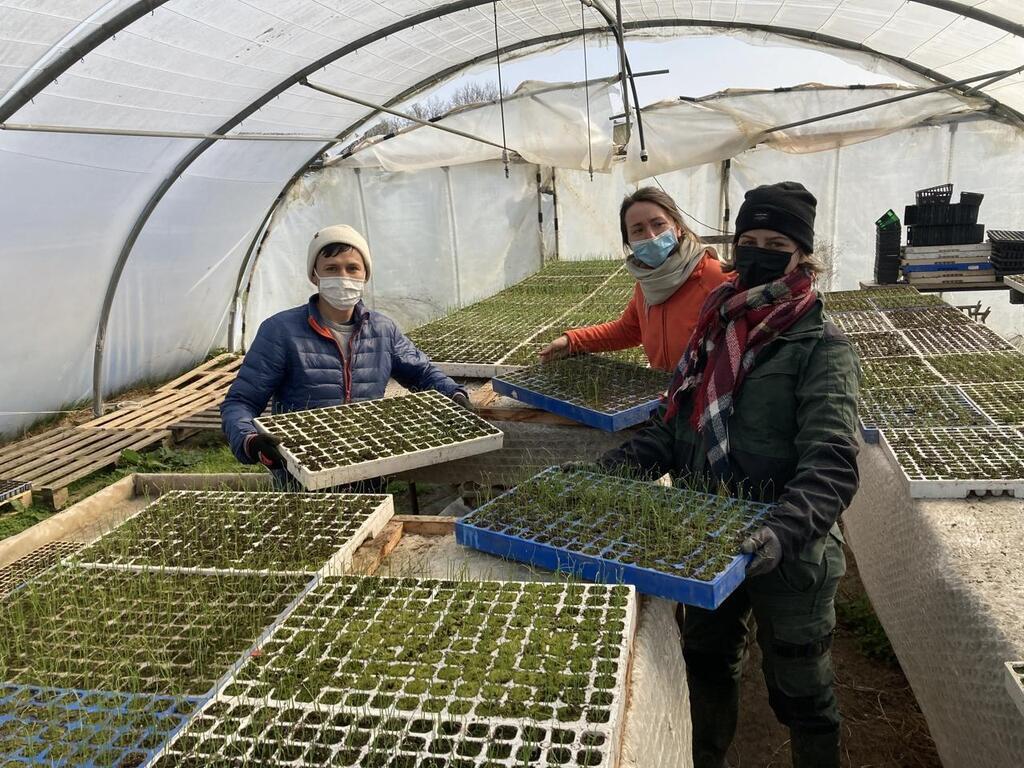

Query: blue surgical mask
[[629, 229, 678, 268]]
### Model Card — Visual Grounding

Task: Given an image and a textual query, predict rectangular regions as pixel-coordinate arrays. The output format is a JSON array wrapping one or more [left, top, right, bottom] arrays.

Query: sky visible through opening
[[429, 35, 910, 108]]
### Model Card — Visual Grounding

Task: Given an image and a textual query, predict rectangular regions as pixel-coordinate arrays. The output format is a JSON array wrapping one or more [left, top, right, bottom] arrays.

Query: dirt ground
[[727, 545, 941, 768]]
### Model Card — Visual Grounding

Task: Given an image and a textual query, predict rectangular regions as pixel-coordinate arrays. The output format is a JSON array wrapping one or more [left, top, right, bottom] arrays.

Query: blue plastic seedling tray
[[902, 262, 993, 273], [491, 375, 660, 431], [456, 467, 769, 609], [0, 684, 201, 767]]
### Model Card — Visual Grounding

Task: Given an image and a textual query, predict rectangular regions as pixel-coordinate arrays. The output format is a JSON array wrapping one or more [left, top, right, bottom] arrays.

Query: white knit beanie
[[307, 225, 372, 284]]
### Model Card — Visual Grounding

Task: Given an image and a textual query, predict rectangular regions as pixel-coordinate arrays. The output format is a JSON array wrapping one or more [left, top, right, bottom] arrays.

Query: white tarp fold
[[335, 78, 619, 174], [623, 85, 985, 180]]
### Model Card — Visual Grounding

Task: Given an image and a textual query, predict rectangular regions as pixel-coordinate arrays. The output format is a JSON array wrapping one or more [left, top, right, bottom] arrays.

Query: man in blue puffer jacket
[[221, 224, 469, 487]]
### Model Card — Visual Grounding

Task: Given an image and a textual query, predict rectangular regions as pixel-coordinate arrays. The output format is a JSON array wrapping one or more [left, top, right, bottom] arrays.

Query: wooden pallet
[[157, 353, 243, 393], [84, 388, 228, 433], [169, 404, 271, 442], [0, 427, 170, 510]]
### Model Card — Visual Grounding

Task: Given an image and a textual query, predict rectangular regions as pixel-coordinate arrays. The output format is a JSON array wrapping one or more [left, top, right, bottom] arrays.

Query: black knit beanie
[[733, 181, 817, 253]]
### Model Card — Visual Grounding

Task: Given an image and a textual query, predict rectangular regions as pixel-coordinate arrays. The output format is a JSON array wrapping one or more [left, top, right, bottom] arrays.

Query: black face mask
[[733, 245, 794, 288]]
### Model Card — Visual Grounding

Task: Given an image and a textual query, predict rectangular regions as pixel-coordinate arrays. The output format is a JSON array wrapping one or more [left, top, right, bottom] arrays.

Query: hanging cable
[[492, 1, 510, 178], [653, 176, 732, 234], [581, 2, 594, 180]]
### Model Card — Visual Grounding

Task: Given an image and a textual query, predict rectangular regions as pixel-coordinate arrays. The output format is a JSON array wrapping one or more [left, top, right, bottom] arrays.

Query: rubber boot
[[687, 671, 740, 768], [790, 727, 840, 768]]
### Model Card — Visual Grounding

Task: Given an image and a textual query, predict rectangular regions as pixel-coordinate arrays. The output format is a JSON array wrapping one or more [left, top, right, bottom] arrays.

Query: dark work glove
[[740, 526, 782, 577], [452, 392, 474, 411], [246, 433, 284, 469]]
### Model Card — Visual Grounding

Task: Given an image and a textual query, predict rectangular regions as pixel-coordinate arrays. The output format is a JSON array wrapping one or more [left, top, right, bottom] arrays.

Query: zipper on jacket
[[343, 327, 361, 403], [308, 314, 359, 403]]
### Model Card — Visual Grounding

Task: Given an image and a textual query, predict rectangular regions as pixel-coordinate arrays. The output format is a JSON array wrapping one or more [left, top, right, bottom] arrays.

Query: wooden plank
[[393, 514, 456, 535], [86, 389, 222, 431], [157, 354, 242, 392], [32, 430, 169, 488], [469, 383, 500, 408], [86, 389, 205, 430], [5, 429, 138, 480], [349, 521, 405, 575], [0, 429, 83, 468], [0, 429, 120, 479], [474, 405, 580, 427]]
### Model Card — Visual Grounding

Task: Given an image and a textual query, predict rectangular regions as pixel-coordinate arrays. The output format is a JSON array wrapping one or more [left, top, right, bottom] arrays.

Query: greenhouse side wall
[[244, 160, 542, 341]]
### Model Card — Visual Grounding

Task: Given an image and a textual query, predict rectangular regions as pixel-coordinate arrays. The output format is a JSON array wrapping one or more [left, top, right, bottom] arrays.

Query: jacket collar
[[307, 295, 368, 336]]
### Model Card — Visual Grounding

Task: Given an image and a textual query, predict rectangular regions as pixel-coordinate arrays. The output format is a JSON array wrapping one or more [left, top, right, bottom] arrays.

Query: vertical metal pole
[[551, 167, 561, 261], [354, 168, 376, 309], [829, 146, 842, 291], [945, 121, 959, 184], [536, 169, 546, 266], [614, 0, 632, 140], [443, 166, 463, 307], [719, 159, 732, 261]]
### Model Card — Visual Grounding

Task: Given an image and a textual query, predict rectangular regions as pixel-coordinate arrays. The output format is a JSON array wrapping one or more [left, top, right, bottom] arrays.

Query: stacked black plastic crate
[[905, 185, 986, 246], [874, 209, 901, 284], [988, 230, 1024, 278], [901, 185, 994, 287]]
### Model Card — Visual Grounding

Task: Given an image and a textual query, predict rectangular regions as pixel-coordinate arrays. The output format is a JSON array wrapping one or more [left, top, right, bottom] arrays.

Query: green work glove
[[740, 526, 782, 577]]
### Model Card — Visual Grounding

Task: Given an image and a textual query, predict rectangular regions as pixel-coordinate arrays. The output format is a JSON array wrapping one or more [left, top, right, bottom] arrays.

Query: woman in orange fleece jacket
[[539, 187, 727, 371]]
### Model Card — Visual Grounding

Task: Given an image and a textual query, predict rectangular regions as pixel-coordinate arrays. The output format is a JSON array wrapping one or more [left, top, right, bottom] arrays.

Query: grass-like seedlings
[[0, 564, 306, 697], [465, 468, 766, 582], [858, 386, 990, 430], [76, 490, 390, 574], [257, 391, 500, 474], [858, 357, 944, 390], [924, 352, 1024, 383], [498, 354, 670, 414], [154, 576, 635, 767]]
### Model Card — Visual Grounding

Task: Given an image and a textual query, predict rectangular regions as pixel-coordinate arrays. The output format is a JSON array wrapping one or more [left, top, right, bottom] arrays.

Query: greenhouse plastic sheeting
[[621, 86, 984, 181], [337, 78, 619, 173], [104, 139, 318, 393], [244, 160, 541, 341], [2, 2, 1024, 437], [342, 85, 984, 181], [0, 130, 192, 436]]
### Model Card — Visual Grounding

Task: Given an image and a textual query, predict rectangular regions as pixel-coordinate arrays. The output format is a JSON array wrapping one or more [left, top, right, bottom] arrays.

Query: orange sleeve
[[564, 293, 642, 353]]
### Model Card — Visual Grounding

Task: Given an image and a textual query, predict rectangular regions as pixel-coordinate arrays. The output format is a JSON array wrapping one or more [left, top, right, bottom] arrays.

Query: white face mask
[[317, 274, 364, 310]]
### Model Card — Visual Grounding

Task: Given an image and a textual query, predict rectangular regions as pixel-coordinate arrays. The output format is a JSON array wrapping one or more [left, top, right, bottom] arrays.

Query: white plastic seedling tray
[[958, 382, 1024, 428], [255, 391, 504, 490], [152, 577, 639, 768], [848, 331, 915, 359], [879, 427, 1024, 498], [75, 490, 393, 576], [830, 310, 893, 335], [903, 243, 992, 259], [857, 385, 992, 442], [0, 540, 82, 599], [902, 323, 1015, 356], [436, 361, 522, 378], [1004, 274, 1024, 294], [1005, 661, 1024, 719]]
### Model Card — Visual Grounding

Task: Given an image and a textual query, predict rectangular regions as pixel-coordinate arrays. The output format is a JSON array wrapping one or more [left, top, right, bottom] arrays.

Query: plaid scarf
[[664, 267, 817, 475]]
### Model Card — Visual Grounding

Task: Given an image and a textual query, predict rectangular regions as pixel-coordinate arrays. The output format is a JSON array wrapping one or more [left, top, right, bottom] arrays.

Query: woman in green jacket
[[599, 182, 860, 768]]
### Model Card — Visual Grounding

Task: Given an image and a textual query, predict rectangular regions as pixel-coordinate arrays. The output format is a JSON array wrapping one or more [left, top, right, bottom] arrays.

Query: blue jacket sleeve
[[389, 323, 466, 398], [220, 318, 288, 463]]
